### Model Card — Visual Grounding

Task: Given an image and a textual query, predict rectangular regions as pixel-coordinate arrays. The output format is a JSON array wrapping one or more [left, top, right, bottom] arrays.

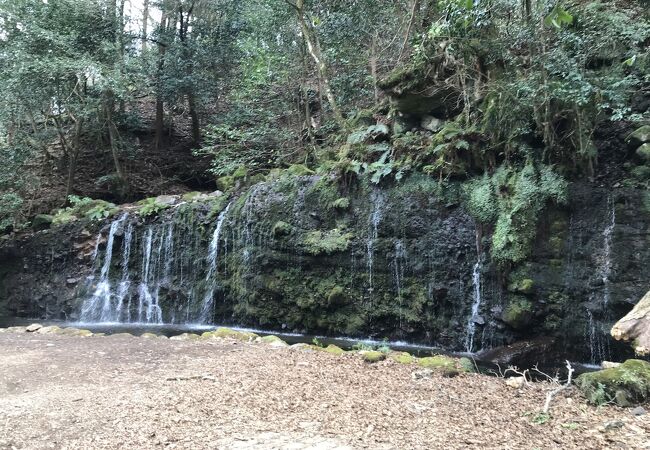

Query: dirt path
[[0, 332, 647, 450]]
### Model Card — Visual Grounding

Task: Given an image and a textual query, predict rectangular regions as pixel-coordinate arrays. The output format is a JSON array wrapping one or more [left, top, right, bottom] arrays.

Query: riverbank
[[0, 331, 647, 449]]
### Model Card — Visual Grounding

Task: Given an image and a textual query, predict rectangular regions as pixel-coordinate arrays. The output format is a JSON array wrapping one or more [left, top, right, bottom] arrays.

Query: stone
[[390, 351, 415, 365], [37, 325, 62, 334], [636, 143, 650, 163], [631, 406, 646, 416], [611, 290, 650, 356], [576, 359, 650, 406], [170, 333, 200, 341], [32, 214, 54, 231], [627, 125, 650, 148], [141, 333, 159, 339], [361, 351, 386, 363], [25, 323, 42, 332], [155, 195, 181, 206], [420, 115, 444, 132], [66, 278, 79, 285], [412, 369, 434, 380], [505, 377, 526, 389], [601, 361, 620, 369], [6, 326, 27, 333], [210, 328, 258, 342], [321, 344, 345, 356], [502, 297, 534, 329], [259, 335, 288, 347]]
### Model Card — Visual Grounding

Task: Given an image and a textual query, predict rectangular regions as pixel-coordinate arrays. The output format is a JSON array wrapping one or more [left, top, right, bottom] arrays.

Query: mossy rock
[[260, 335, 288, 347], [390, 351, 415, 364], [417, 355, 457, 370], [627, 125, 650, 148], [458, 357, 477, 373], [210, 327, 258, 342], [216, 175, 235, 192], [636, 143, 650, 163], [361, 351, 386, 363], [507, 278, 535, 295], [631, 165, 650, 181], [32, 214, 54, 231], [170, 333, 201, 341], [232, 165, 248, 179], [109, 332, 135, 338], [322, 344, 345, 356], [141, 333, 159, 339], [326, 286, 346, 307], [286, 164, 315, 176], [502, 297, 534, 329], [272, 221, 292, 237], [576, 359, 650, 406], [303, 229, 353, 255]]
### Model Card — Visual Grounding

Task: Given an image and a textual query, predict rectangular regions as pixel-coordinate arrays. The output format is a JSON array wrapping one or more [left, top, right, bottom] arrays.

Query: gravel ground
[[0, 331, 648, 450]]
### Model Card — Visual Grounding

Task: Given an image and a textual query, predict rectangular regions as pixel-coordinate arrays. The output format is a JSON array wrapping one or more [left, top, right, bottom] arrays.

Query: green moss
[[303, 229, 353, 255], [216, 175, 235, 192], [286, 164, 315, 176], [458, 357, 477, 373], [636, 143, 650, 163], [327, 286, 346, 306], [576, 359, 650, 406], [417, 355, 457, 370], [627, 125, 650, 148], [322, 344, 345, 356], [331, 197, 350, 210], [272, 221, 292, 237], [260, 335, 288, 346], [502, 297, 534, 329], [181, 191, 202, 202], [232, 165, 248, 179], [141, 332, 159, 339], [507, 278, 535, 295], [390, 352, 415, 364], [208, 327, 259, 341], [362, 351, 386, 363], [631, 165, 650, 181]]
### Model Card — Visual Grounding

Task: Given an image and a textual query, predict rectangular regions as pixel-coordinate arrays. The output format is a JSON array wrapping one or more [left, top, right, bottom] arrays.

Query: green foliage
[[0, 192, 23, 232], [52, 196, 117, 226], [303, 229, 353, 255], [137, 198, 171, 218], [465, 164, 568, 265]]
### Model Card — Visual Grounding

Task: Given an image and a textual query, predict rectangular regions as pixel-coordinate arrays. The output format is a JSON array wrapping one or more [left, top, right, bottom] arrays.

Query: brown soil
[[0, 332, 647, 449]]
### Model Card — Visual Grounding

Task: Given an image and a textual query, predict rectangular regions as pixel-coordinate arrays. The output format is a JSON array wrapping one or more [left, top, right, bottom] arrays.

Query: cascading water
[[464, 229, 483, 353], [80, 214, 128, 322], [366, 190, 385, 300], [78, 201, 235, 325], [586, 194, 616, 363], [199, 202, 232, 323], [392, 240, 407, 331]]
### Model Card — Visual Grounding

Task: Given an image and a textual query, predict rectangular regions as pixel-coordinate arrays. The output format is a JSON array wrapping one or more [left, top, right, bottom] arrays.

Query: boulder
[[576, 359, 650, 406], [420, 115, 444, 132], [32, 214, 53, 231], [636, 143, 650, 163], [155, 195, 181, 206], [25, 323, 42, 332], [611, 290, 650, 356], [627, 125, 650, 148], [361, 351, 386, 363], [259, 335, 288, 347]]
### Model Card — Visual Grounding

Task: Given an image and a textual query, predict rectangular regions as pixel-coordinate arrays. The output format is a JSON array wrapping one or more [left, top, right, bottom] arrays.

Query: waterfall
[[586, 194, 616, 363], [80, 214, 128, 322], [366, 190, 385, 300], [137, 227, 163, 324], [464, 230, 483, 353], [392, 240, 407, 331], [199, 202, 232, 323]]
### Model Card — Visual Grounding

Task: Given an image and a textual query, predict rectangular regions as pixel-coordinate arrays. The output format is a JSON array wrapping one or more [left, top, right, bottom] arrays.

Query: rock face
[[611, 290, 650, 356], [0, 176, 649, 364]]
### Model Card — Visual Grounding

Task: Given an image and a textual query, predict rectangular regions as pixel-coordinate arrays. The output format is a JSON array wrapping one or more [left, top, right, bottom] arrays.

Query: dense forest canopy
[[0, 0, 648, 265]]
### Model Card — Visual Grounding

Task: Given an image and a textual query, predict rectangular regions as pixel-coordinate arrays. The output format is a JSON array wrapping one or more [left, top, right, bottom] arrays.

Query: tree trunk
[[65, 118, 84, 198], [188, 92, 201, 144], [104, 101, 128, 195], [142, 0, 149, 54], [397, 0, 420, 64], [294, 0, 345, 129], [370, 34, 379, 105], [154, 5, 169, 150]]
